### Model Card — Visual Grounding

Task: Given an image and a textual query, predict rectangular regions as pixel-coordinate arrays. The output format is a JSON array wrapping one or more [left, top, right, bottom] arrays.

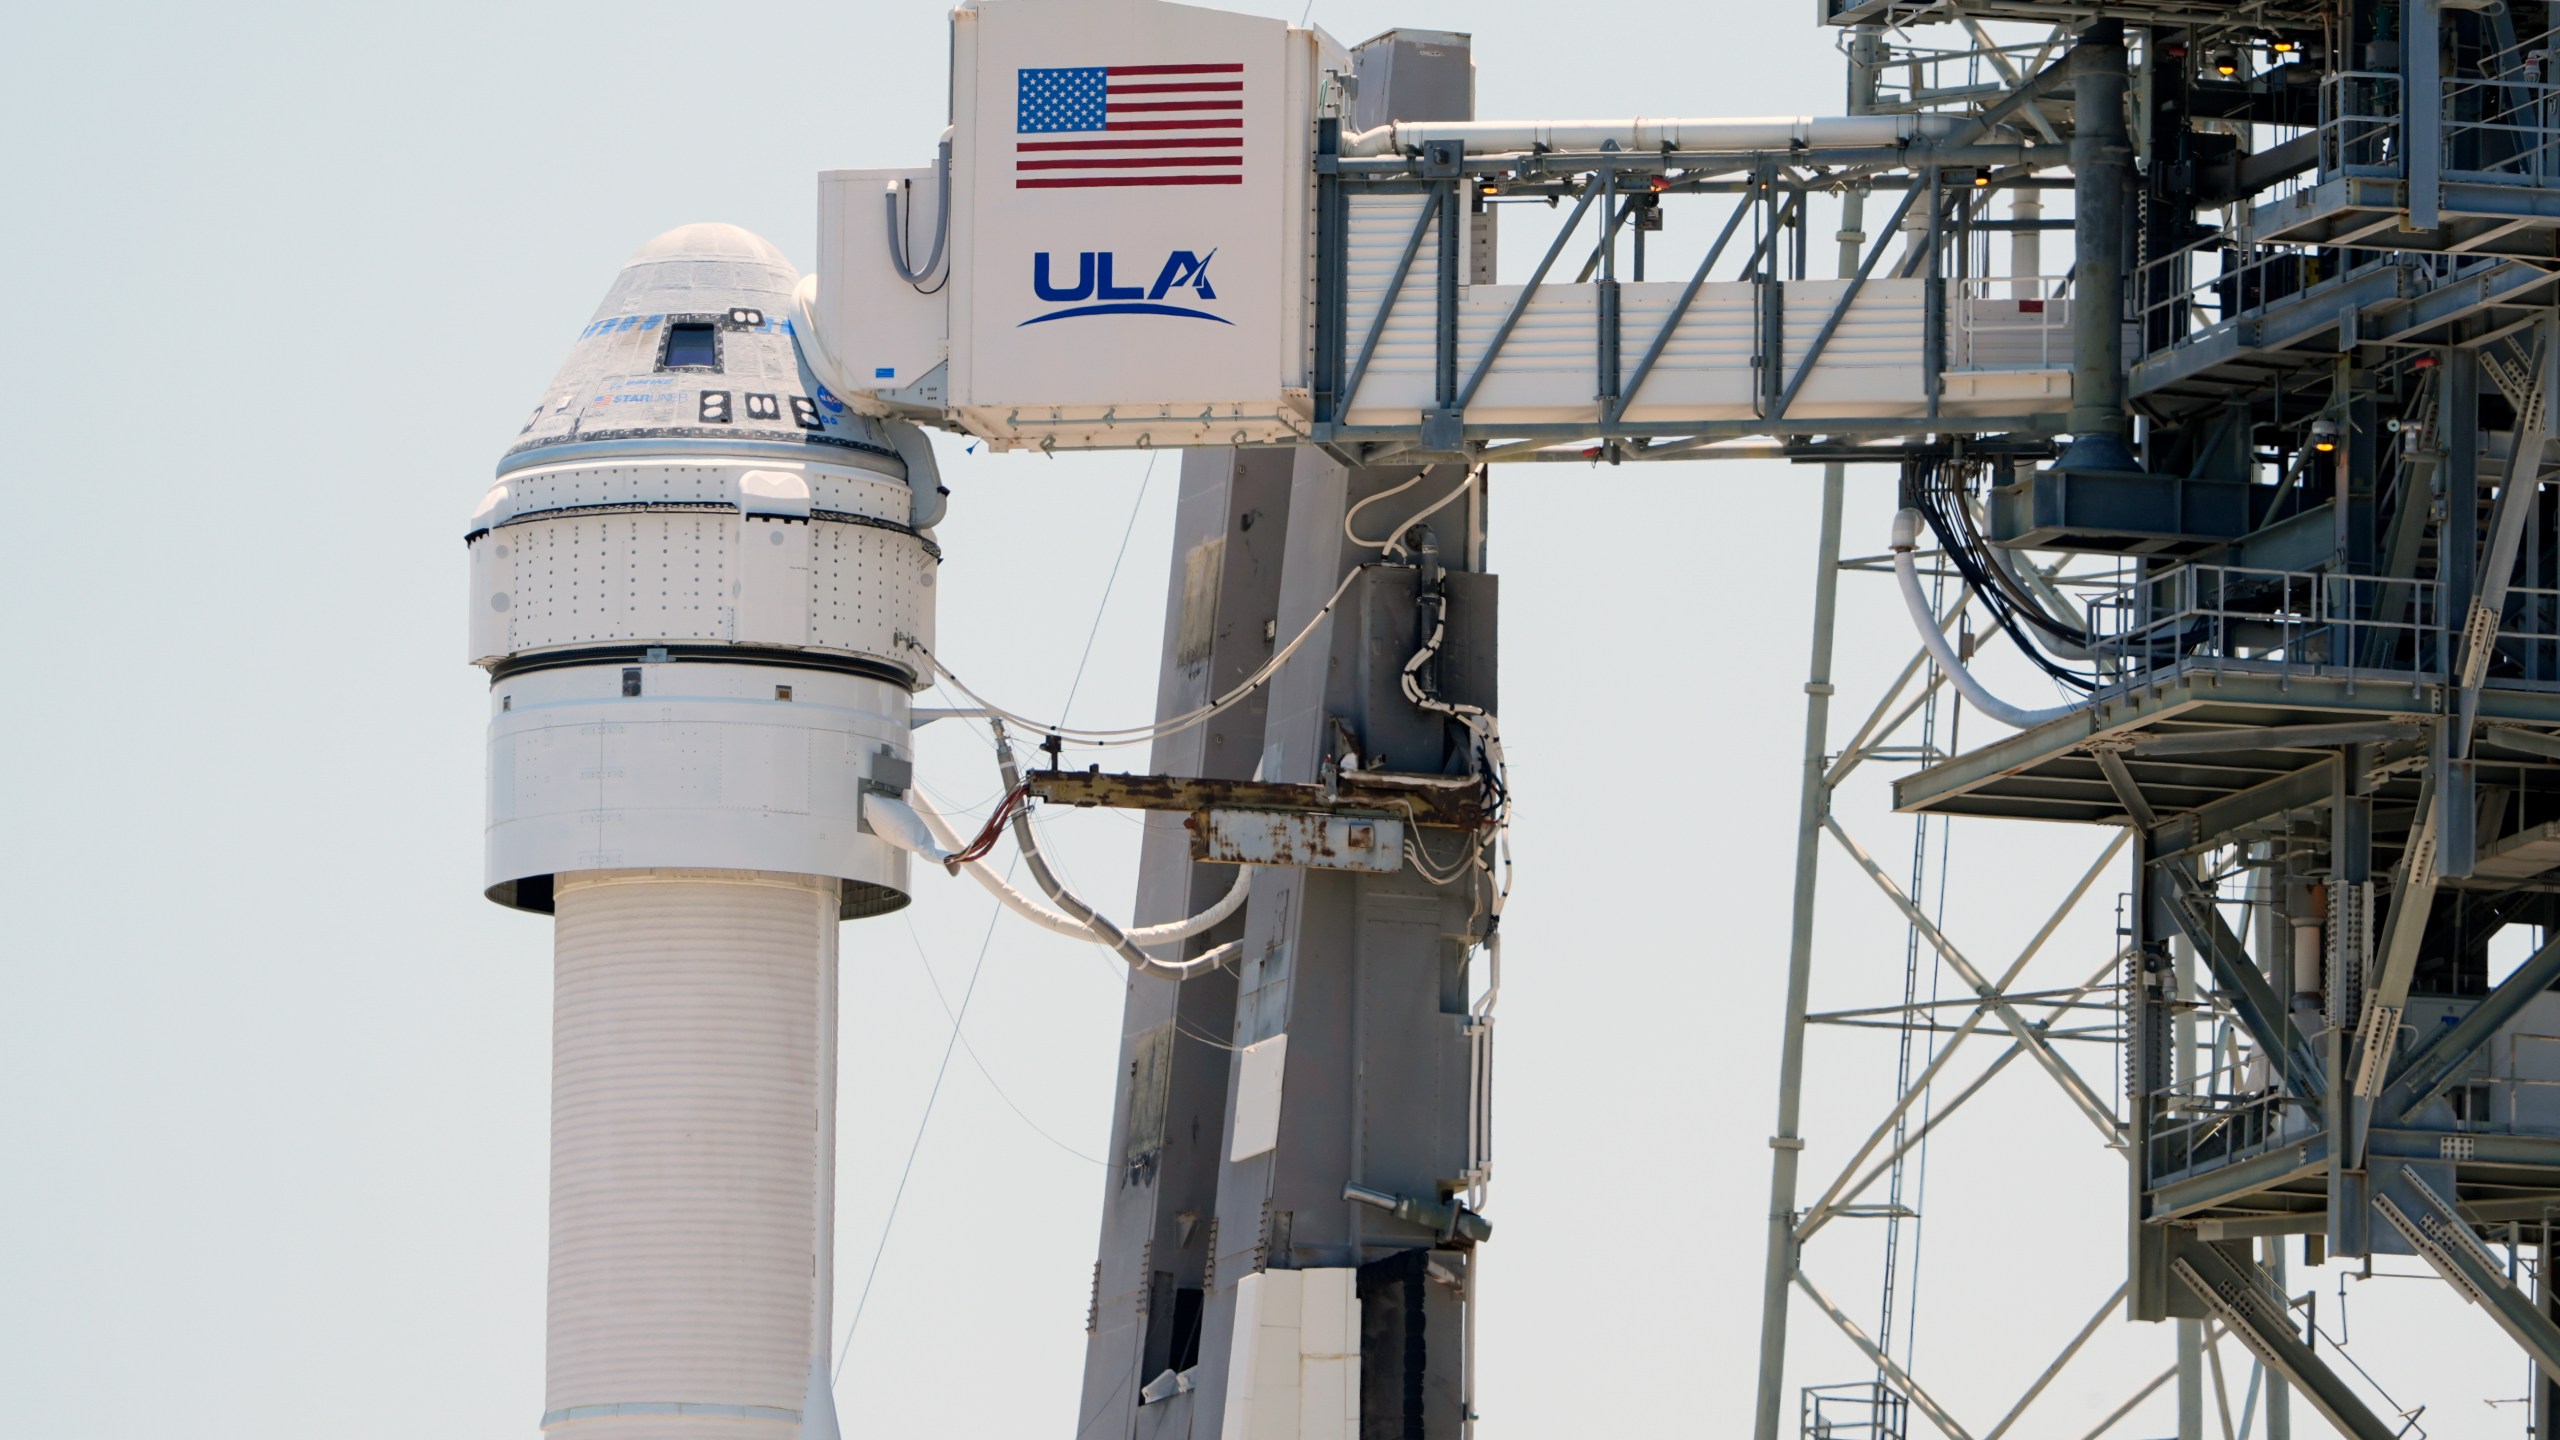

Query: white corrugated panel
[[546, 870, 839, 1440]]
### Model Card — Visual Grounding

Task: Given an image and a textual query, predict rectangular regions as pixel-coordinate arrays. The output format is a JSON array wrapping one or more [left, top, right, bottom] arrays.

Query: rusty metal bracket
[[1025, 768, 1492, 830]]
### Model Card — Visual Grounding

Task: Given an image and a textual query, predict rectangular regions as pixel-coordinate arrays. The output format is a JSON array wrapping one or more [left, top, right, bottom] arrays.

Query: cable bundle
[[1900, 454, 2098, 693]]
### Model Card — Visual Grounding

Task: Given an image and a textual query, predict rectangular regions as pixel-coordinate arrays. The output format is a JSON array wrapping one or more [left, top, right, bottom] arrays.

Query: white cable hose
[[866, 790, 1249, 946], [547, 870, 839, 1440], [993, 735, 1239, 981], [1346, 471, 1476, 556], [1889, 509, 2089, 730], [915, 561, 1375, 746], [922, 479, 1474, 748]]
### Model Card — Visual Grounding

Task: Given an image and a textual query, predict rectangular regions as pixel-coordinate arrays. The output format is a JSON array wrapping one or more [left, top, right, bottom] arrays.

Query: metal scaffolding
[[1747, 3, 2560, 1439]]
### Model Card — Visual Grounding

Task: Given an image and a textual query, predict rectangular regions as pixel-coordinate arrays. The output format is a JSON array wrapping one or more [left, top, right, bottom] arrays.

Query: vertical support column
[[1598, 167, 1623, 425], [2329, 749, 2374, 1259], [1923, 165, 1944, 423], [2131, 838, 2180, 1321], [1749, 174, 1872, 1440], [1749, 465, 1849, 1440], [2058, 19, 2136, 474], [1188, 453, 1494, 1439], [2176, 1320, 2204, 1440], [1077, 448, 1297, 1439], [2262, 1233, 2292, 1440], [2171, 858, 2204, 1440], [2540, 1229, 2560, 1440], [2407, 0, 2444, 233], [1179, 33, 1490, 1440], [2008, 189, 2042, 301], [1437, 175, 1461, 415], [2445, 347, 2483, 632]]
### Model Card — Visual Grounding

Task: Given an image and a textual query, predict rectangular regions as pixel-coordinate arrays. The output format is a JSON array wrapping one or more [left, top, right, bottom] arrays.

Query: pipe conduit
[[1339, 113, 1989, 157], [1889, 509, 2089, 730]]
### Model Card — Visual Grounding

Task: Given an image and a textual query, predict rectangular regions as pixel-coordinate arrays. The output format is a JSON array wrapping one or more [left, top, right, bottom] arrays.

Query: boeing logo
[[1022, 249, 1228, 325]]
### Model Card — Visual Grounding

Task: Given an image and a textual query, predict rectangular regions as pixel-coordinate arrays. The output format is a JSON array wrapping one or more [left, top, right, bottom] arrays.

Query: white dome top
[[623, 222, 792, 269]]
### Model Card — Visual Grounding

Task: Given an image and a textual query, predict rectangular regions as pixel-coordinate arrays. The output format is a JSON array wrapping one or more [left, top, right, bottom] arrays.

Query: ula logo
[[1023, 249, 1227, 326]]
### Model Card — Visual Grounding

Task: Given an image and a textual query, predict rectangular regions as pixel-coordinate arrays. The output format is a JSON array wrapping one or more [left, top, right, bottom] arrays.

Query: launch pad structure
[[463, 0, 2560, 1435]]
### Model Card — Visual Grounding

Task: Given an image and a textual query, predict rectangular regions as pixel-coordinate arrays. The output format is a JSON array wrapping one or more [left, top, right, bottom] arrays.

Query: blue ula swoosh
[[1018, 302, 1232, 326]]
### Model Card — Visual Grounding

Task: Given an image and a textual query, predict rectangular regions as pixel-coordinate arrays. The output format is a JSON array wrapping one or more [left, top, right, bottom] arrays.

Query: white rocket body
[[468, 224, 944, 1440]]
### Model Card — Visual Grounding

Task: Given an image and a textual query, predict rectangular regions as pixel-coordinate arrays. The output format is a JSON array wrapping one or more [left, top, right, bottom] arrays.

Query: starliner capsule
[[466, 223, 946, 1440]]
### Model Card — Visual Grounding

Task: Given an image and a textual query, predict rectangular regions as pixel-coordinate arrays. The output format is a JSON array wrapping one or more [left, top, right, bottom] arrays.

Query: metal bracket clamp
[[1343, 1182, 1493, 1243]]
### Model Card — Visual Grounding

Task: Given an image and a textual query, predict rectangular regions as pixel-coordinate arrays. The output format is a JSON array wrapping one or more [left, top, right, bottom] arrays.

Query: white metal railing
[[2304, 67, 2560, 192], [2494, 583, 2560, 689], [2315, 71, 2408, 184], [2089, 564, 2448, 686], [2134, 233, 2373, 358], [1948, 277, 2070, 372], [2148, 1087, 2317, 1180]]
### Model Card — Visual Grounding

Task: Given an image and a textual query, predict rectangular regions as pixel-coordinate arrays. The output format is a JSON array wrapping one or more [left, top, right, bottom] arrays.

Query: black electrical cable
[[1901, 455, 2099, 693]]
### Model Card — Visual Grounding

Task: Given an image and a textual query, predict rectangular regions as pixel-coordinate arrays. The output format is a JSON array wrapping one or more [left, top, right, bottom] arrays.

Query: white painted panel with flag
[[948, 0, 1327, 450]]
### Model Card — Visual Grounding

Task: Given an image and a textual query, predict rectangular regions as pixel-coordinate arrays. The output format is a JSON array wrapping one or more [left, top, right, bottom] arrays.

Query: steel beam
[[2385, 929, 2560, 1123], [2408, 0, 2444, 233], [1615, 195, 1758, 419], [2127, 722, 2423, 758], [1827, 816, 2123, 1139], [2375, 1169, 2560, 1388], [2354, 762, 2442, 1099], [2169, 1237, 2399, 1440], [1794, 1268, 1976, 1440], [1981, 1281, 2130, 1440], [2143, 854, 2323, 1099], [1749, 465, 1846, 1440], [1800, 946, 2126, 1243]]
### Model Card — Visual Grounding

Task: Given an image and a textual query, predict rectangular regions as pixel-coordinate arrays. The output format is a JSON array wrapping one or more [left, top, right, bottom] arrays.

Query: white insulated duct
[[547, 870, 843, 1440], [1889, 508, 2088, 731], [1338, 113, 1983, 157]]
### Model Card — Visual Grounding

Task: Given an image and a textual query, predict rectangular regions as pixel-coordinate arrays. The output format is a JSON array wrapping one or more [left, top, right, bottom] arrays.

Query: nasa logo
[[1022, 249, 1227, 326]]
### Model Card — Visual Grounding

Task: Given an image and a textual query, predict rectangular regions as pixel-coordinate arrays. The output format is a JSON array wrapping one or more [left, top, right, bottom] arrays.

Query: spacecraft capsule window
[[660, 322, 720, 371]]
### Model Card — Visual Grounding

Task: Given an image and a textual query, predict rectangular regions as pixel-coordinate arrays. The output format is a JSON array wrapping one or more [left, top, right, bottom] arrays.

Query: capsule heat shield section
[[545, 870, 838, 1439]]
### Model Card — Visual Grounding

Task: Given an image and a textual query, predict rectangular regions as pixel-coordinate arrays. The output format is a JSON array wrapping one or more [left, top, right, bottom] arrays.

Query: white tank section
[[546, 870, 841, 1440], [472, 222, 940, 1440]]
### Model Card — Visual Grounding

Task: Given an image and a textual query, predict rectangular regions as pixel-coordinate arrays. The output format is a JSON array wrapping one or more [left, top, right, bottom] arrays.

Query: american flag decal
[[1015, 63, 1244, 189]]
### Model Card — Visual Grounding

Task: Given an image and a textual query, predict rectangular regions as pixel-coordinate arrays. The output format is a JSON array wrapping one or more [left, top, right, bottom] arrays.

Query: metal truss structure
[[1303, 124, 2064, 464], [1741, 4, 2560, 1440]]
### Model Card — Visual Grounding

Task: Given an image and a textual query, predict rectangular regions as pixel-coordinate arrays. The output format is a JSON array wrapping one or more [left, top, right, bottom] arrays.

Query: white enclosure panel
[[545, 870, 835, 1440], [1230, 1032, 1290, 1161], [813, 166, 951, 396], [500, 511, 741, 651], [931, 0, 1336, 451], [953, 0, 1299, 407], [808, 522, 937, 660], [739, 517, 814, 648]]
